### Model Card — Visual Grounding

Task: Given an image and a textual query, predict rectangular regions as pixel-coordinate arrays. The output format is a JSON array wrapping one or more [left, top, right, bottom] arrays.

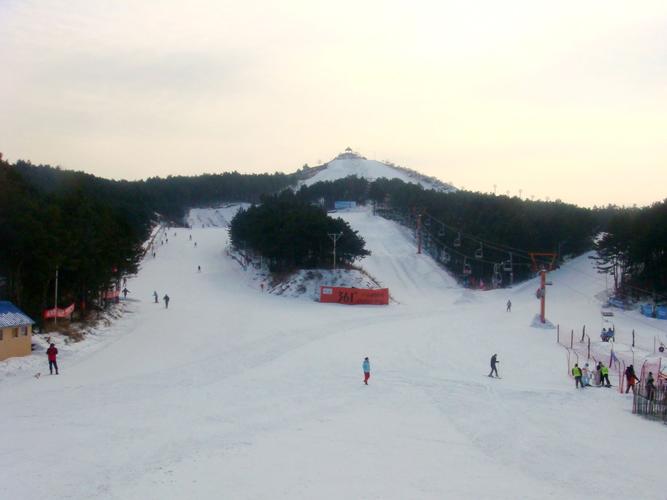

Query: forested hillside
[[0, 162, 142, 321], [0, 159, 296, 321], [3, 156, 665, 322], [594, 200, 667, 300], [294, 176, 597, 285]]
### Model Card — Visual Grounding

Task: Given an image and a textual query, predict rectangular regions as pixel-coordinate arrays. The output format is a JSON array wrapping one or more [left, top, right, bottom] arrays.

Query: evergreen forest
[[229, 192, 370, 272]]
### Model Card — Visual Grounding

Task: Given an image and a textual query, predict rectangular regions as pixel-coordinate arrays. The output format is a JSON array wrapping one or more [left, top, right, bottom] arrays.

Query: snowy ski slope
[[301, 157, 447, 191], [1, 206, 666, 500]]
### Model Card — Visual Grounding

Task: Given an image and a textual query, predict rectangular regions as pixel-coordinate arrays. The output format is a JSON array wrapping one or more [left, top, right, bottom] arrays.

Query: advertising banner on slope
[[42, 303, 75, 320], [320, 286, 389, 305]]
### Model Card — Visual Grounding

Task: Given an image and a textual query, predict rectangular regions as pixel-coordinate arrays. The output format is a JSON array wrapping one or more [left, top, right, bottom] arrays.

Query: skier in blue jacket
[[362, 357, 371, 385]]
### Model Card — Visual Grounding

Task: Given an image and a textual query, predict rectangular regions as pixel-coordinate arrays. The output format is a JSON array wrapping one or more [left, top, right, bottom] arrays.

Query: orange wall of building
[[0, 325, 32, 361]]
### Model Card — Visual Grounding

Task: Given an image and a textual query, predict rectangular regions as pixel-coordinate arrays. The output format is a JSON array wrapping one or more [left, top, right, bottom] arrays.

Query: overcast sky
[[1, 0, 666, 207]]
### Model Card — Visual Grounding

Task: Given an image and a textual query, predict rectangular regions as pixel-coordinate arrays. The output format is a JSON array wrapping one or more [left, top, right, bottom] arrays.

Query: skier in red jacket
[[46, 343, 59, 375]]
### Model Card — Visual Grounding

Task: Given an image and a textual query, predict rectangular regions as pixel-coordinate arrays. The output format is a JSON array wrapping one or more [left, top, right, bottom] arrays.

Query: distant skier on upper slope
[[362, 357, 371, 385], [488, 354, 499, 378]]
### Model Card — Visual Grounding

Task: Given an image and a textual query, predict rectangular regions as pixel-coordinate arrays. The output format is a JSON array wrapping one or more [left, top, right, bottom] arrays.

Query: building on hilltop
[[0, 301, 35, 361], [335, 147, 366, 161]]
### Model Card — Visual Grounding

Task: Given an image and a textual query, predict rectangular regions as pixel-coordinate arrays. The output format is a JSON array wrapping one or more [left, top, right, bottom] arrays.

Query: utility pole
[[540, 268, 546, 323], [54, 266, 59, 326], [328, 232, 343, 270], [416, 212, 422, 254]]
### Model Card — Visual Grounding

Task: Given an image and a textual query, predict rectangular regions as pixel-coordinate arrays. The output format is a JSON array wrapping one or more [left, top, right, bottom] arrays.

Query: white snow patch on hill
[[301, 156, 453, 192], [186, 203, 250, 228]]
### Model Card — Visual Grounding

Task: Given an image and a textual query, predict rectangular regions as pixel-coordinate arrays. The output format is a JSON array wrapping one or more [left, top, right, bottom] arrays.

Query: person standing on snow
[[122, 288, 129, 299], [572, 363, 584, 388], [163, 294, 170, 309], [594, 362, 602, 386], [46, 343, 59, 375], [646, 372, 656, 400], [600, 362, 611, 387], [506, 300, 512, 312], [488, 354, 499, 378], [362, 357, 371, 385], [582, 363, 592, 386], [153, 291, 158, 303], [624, 364, 639, 393]]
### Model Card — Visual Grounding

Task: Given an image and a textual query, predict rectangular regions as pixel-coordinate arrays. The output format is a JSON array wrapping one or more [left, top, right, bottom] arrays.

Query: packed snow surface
[[302, 157, 447, 191], [2, 206, 666, 500]]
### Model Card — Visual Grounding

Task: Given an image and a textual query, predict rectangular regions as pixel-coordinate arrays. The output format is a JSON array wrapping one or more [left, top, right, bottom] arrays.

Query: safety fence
[[557, 325, 639, 392], [557, 324, 667, 398], [633, 383, 666, 424], [632, 358, 666, 423]]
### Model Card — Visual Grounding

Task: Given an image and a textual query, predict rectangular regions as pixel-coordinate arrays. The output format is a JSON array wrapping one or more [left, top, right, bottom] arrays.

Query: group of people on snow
[[363, 354, 502, 385], [571, 361, 659, 398], [152, 291, 170, 307], [624, 364, 657, 400], [572, 362, 612, 388], [600, 327, 615, 342]]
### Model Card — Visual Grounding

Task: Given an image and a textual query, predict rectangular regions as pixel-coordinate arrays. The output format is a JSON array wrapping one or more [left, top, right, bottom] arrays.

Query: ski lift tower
[[530, 252, 557, 323], [413, 208, 423, 254]]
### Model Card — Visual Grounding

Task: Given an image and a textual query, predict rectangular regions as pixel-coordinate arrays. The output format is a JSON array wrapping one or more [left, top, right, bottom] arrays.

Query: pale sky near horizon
[[1, 0, 666, 207]]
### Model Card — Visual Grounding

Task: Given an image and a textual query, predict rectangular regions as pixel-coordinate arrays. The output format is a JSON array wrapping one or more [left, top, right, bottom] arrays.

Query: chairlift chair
[[463, 258, 472, 276], [474, 243, 483, 259], [454, 233, 461, 247], [442, 249, 451, 264], [503, 254, 513, 272]]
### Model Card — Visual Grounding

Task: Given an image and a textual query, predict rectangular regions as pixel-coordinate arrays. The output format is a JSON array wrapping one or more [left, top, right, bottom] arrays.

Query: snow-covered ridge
[[297, 148, 455, 192], [186, 203, 250, 228]]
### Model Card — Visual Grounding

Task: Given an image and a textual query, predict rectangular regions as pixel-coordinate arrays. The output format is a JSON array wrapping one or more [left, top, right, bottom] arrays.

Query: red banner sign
[[43, 303, 75, 319], [104, 289, 120, 300], [320, 286, 389, 305]]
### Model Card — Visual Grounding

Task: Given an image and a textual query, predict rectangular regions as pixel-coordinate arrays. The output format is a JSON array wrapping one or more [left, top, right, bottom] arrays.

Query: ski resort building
[[335, 147, 366, 160], [0, 301, 34, 361]]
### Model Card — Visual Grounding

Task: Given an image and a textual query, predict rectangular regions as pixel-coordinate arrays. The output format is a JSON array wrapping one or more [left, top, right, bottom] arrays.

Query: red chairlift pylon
[[530, 252, 557, 323]]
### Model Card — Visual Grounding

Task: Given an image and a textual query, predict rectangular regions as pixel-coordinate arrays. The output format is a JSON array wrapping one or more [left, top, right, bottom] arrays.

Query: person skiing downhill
[[122, 288, 129, 299], [506, 300, 512, 312], [46, 343, 59, 375], [488, 354, 499, 378], [153, 291, 158, 303], [362, 357, 371, 385], [163, 294, 170, 309]]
